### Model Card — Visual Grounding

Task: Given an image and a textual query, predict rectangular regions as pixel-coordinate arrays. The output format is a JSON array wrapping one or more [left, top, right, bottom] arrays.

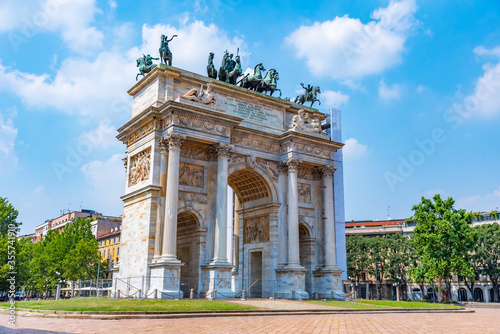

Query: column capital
[[284, 158, 302, 173], [322, 165, 337, 178], [277, 161, 288, 174], [159, 139, 169, 153], [212, 143, 233, 158], [164, 133, 186, 150]]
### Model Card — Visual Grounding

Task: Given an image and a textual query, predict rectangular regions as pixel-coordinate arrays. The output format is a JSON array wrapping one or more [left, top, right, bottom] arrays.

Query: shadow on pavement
[[0, 325, 72, 334]]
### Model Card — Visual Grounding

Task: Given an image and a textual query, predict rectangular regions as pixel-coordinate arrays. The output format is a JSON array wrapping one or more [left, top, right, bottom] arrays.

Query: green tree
[[346, 235, 371, 282], [474, 222, 500, 302], [386, 234, 414, 300], [0, 197, 21, 236], [410, 194, 476, 302]]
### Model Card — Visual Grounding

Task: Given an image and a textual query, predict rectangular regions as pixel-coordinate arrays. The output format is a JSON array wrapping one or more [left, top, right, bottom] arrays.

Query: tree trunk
[[493, 280, 499, 302], [437, 276, 443, 302]]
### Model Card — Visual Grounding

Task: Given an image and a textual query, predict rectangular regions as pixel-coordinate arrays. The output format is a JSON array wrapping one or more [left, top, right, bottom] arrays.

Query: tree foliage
[[473, 222, 500, 302], [0, 197, 21, 236], [410, 194, 476, 301]]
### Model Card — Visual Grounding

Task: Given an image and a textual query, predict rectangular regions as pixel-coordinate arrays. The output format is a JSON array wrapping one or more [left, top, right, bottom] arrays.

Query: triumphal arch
[[114, 64, 345, 299]]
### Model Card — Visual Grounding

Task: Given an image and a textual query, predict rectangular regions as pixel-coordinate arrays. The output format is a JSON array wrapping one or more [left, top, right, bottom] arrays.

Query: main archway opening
[[227, 167, 273, 296], [176, 211, 201, 296]]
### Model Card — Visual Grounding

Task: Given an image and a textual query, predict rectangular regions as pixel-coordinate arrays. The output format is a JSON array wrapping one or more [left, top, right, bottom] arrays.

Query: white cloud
[[341, 79, 366, 92], [416, 85, 427, 93], [80, 154, 124, 212], [1, 0, 103, 54], [322, 90, 350, 107], [379, 79, 402, 101], [455, 186, 500, 212], [32, 185, 44, 195], [342, 138, 368, 160], [0, 51, 135, 120], [0, 108, 19, 174], [136, 19, 247, 76], [285, 0, 418, 79], [108, 0, 117, 9], [454, 46, 500, 119]]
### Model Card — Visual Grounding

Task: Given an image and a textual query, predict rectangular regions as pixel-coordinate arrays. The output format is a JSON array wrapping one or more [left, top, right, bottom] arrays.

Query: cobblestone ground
[[1, 308, 499, 334]]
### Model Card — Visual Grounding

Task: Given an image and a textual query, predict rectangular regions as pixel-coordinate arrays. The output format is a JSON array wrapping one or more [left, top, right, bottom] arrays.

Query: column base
[[205, 263, 235, 299], [147, 261, 184, 299], [275, 268, 309, 300], [313, 268, 345, 300]]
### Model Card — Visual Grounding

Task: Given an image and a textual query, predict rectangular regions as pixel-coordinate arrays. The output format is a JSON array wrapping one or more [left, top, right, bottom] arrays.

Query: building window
[[112, 248, 115, 257]]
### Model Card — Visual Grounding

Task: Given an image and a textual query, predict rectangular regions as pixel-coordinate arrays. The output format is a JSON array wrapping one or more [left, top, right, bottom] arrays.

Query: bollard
[[241, 290, 246, 301], [190, 288, 194, 299], [154, 289, 158, 299], [291, 289, 296, 300], [213, 289, 217, 300], [117, 290, 121, 299], [138, 289, 142, 299]]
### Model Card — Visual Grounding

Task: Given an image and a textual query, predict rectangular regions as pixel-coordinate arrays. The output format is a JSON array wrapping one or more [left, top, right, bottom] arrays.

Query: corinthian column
[[323, 165, 339, 269], [161, 133, 186, 262], [285, 158, 302, 268], [277, 162, 288, 267], [154, 139, 168, 259], [212, 143, 233, 265]]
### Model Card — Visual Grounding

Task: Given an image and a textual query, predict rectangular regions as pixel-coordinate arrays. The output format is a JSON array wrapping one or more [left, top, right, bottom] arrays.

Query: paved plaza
[[1, 308, 498, 334]]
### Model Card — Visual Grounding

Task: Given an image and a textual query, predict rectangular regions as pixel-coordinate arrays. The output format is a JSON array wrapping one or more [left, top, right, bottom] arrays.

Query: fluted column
[[285, 158, 302, 268], [161, 133, 186, 262], [212, 143, 233, 265], [323, 165, 339, 269], [277, 162, 288, 266], [232, 195, 240, 270], [154, 139, 168, 259]]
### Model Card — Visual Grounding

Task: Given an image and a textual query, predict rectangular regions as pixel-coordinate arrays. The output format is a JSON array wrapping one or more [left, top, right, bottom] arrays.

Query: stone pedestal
[[314, 268, 345, 300], [275, 268, 309, 299], [206, 264, 235, 299], [148, 262, 184, 299]]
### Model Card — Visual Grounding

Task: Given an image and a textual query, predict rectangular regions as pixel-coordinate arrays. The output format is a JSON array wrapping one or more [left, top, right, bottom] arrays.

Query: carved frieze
[[282, 143, 334, 160], [180, 146, 209, 161], [231, 136, 280, 155], [179, 192, 207, 204], [243, 216, 270, 244], [128, 148, 151, 187], [179, 163, 204, 187], [298, 183, 311, 203], [178, 116, 230, 136], [127, 122, 154, 145], [299, 208, 315, 217]]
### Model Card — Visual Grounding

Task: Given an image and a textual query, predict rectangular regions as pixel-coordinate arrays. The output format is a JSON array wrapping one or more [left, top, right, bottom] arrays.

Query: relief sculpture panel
[[298, 183, 311, 203], [128, 148, 151, 187], [243, 216, 270, 244], [179, 163, 204, 187]]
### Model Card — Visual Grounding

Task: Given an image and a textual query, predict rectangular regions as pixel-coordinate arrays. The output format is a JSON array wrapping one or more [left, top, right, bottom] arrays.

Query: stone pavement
[[2, 308, 499, 334], [226, 298, 343, 310]]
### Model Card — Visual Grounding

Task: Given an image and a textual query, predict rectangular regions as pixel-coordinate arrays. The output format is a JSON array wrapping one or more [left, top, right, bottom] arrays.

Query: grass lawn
[[11, 298, 257, 313], [306, 300, 461, 309]]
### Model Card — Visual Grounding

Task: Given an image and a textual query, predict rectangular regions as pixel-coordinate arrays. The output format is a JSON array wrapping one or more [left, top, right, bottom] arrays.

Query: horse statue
[[227, 53, 242, 85], [239, 63, 266, 91], [294, 83, 321, 107], [159, 34, 177, 66], [256, 69, 281, 97], [136, 54, 158, 81], [207, 52, 217, 79]]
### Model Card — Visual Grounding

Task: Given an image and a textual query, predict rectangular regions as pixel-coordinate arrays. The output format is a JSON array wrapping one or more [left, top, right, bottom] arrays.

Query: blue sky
[[1, 0, 499, 234]]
